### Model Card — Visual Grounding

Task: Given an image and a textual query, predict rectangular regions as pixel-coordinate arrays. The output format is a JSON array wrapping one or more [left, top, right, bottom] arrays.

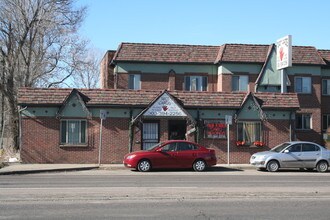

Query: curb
[[0, 166, 99, 175]]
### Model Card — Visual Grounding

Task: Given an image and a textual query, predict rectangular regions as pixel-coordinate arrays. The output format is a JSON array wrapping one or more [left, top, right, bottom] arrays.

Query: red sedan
[[123, 140, 217, 172]]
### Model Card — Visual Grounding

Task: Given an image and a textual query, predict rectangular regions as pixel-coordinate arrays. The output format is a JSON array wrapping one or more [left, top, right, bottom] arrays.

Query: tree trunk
[[5, 94, 19, 151]]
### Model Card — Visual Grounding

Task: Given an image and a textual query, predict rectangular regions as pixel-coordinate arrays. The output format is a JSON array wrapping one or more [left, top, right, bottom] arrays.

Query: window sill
[[295, 129, 312, 132], [59, 144, 88, 148]]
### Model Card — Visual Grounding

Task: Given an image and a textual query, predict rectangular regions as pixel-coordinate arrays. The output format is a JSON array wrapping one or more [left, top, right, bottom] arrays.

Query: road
[[1, 168, 330, 219]]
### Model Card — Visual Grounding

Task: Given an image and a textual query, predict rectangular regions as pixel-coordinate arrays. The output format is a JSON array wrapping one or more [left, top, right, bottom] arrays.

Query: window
[[60, 120, 87, 145], [295, 77, 311, 93], [288, 144, 301, 152], [128, 74, 141, 90], [232, 75, 248, 92], [296, 114, 311, 130], [322, 79, 330, 95], [204, 120, 226, 139], [184, 76, 207, 91], [323, 114, 330, 131], [237, 121, 261, 145], [177, 142, 198, 151], [161, 143, 177, 152], [302, 144, 320, 152]]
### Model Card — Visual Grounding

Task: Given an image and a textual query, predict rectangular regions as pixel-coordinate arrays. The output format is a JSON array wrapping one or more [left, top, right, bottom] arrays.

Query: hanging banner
[[276, 35, 292, 70]]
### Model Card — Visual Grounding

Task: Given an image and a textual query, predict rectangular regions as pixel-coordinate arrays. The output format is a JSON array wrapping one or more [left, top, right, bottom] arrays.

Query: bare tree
[[70, 48, 101, 89], [0, 0, 87, 152]]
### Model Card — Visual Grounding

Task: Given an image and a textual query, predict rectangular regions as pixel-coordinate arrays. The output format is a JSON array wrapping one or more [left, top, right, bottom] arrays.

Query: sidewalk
[[0, 163, 253, 175]]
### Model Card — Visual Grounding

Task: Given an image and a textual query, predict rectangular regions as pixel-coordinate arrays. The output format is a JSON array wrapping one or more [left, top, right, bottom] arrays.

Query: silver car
[[250, 141, 330, 172]]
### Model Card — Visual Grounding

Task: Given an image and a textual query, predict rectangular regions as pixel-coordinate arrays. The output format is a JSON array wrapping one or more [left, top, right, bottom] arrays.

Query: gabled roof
[[18, 88, 300, 110], [236, 92, 266, 121], [132, 90, 196, 125], [56, 89, 91, 118], [318, 50, 330, 65], [112, 42, 326, 65]]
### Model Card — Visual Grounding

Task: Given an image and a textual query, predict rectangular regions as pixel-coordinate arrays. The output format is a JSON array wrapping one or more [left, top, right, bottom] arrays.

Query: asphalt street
[[1, 169, 330, 219]]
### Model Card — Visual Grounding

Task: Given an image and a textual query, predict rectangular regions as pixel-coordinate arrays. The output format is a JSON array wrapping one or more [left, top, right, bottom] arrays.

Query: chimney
[[100, 50, 116, 89], [168, 69, 176, 90]]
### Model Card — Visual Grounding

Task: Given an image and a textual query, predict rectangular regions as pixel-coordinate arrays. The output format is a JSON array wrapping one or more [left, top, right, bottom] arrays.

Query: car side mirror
[[156, 148, 162, 152], [283, 149, 289, 153]]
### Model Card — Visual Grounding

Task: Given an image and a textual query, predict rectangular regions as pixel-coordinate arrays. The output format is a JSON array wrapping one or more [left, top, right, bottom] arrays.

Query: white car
[[250, 141, 330, 172]]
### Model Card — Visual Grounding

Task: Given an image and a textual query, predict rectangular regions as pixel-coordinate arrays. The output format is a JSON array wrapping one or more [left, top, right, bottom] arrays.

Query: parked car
[[250, 141, 330, 172], [123, 140, 217, 172]]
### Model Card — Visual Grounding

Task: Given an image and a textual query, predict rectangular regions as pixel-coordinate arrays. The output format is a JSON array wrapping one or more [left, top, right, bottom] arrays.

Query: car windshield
[[270, 143, 291, 153]]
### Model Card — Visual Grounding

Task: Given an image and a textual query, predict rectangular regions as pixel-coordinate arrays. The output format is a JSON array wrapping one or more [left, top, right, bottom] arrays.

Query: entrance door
[[142, 122, 159, 150], [168, 120, 186, 140]]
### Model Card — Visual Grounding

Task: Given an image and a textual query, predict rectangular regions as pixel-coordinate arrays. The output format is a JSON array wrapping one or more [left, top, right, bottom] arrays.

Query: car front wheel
[[316, 161, 328, 173], [193, 159, 207, 172], [137, 160, 151, 172], [267, 160, 279, 172]]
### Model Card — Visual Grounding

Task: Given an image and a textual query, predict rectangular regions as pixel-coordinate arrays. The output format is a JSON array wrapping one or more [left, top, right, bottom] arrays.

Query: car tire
[[266, 160, 279, 172], [137, 159, 151, 172], [316, 161, 328, 173], [193, 159, 207, 172]]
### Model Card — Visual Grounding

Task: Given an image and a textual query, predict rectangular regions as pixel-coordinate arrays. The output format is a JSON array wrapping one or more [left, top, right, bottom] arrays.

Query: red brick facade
[[21, 115, 297, 164], [18, 42, 330, 164]]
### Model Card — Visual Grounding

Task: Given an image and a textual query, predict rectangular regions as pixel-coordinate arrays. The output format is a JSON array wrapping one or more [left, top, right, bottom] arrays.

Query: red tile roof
[[318, 50, 330, 65], [113, 43, 220, 64], [292, 46, 325, 65], [112, 42, 326, 65], [18, 88, 299, 109], [217, 44, 270, 63]]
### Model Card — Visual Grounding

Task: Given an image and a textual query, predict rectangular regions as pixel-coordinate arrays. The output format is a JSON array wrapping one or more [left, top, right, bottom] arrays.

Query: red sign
[[204, 120, 226, 139]]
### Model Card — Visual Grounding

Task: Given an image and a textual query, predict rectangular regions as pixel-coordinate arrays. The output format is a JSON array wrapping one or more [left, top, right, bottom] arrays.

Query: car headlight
[[126, 155, 136, 160]]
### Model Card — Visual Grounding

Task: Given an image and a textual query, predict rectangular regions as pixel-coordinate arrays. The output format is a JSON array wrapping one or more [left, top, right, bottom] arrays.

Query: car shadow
[[257, 168, 326, 173], [130, 166, 243, 173]]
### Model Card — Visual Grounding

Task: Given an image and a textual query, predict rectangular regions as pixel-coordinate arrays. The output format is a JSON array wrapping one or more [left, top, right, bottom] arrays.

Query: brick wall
[[141, 73, 169, 90], [100, 51, 116, 89], [21, 117, 131, 164], [288, 75, 323, 144], [116, 72, 218, 91], [21, 116, 297, 164], [217, 74, 232, 92]]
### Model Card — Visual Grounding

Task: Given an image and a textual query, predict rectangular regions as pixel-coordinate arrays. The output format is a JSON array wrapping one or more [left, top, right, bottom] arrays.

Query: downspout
[[128, 108, 134, 153], [18, 106, 27, 151], [289, 111, 293, 141], [195, 109, 200, 143]]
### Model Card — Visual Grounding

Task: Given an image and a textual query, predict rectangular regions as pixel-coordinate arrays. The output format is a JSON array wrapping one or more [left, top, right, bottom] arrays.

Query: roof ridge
[[120, 42, 219, 47]]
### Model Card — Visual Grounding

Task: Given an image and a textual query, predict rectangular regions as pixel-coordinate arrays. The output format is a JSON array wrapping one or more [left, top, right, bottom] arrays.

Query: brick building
[[18, 42, 330, 164]]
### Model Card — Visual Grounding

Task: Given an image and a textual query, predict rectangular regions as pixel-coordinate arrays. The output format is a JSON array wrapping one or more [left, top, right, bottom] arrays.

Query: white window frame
[[60, 119, 87, 145], [128, 74, 141, 90], [237, 121, 262, 145], [232, 75, 248, 92], [184, 76, 207, 91], [322, 79, 330, 95], [296, 114, 312, 130], [295, 77, 311, 94]]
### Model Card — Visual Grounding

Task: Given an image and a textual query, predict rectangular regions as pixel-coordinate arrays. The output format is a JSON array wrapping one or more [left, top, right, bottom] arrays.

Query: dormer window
[[184, 76, 207, 91]]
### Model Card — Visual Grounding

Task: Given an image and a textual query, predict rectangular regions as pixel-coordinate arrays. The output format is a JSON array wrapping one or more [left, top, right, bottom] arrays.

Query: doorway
[[168, 120, 186, 140], [142, 122, 159, 150]]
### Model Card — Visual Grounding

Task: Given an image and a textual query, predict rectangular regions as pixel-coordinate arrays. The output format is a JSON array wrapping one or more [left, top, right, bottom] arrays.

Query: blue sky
[[77, 0, 330, 53]]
